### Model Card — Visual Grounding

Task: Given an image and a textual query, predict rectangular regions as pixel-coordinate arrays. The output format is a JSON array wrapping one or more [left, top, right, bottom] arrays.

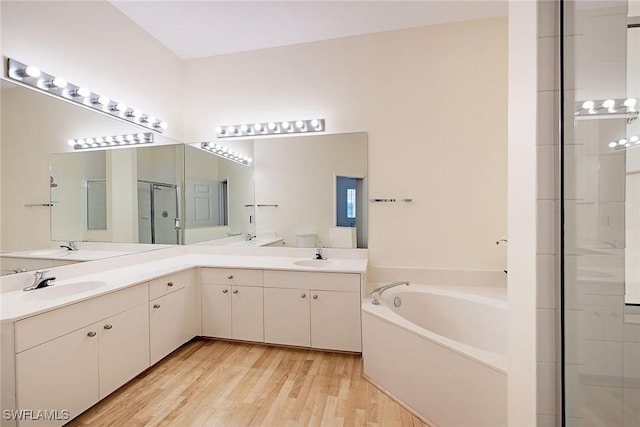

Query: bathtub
[[362, 284, 507, 427]]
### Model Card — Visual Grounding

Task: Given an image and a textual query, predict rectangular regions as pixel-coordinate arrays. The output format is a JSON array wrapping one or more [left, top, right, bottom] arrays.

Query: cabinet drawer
[[15, 283, 148, 353], [263, 270, 360, 292], [149, 269, 190, 300], [200, 268, 263, 287]]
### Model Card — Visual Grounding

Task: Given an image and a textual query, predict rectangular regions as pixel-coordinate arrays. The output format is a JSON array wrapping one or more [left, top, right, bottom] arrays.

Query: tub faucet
[[60, 241, 78, 251], [371, 281, 410, 305], [23, 270, 56, 291]]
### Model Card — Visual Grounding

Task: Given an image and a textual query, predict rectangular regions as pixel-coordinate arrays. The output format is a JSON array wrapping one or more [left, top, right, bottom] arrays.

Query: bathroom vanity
[[0, 249, 366, 427]]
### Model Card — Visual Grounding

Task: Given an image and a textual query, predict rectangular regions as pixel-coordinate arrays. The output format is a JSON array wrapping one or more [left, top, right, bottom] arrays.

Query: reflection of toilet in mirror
[[296, 233, 317, 248], [329, 227, 356, 248]]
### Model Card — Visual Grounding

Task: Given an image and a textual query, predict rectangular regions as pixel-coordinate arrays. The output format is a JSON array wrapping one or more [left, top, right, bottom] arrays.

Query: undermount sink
[[23, 281, 107, 298], [293, 259, 339, 268]]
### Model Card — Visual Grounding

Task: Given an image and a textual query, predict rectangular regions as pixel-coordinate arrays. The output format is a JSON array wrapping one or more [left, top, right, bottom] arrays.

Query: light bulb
[[137, 133, 146, 140], [618, 139, 627, 145], [631, 136, 639, 143], [126, 134, 135, 142], [92, 95, 109, 105], [215, 126, 225, 135], [47, 76, 67, 89], [624, 98, 637, 108], [247, 158, 253, 164], [127, 109, 142, 118], [105, 136, 114, 143], [268, 122, 277, 131], [240, 124, 249, 133], [142, 115, 155, 124], [20, 65, 41, 78], [282, 121, 291, 130], [115, 135, 124, 143], [582, 100, 594, 109], [254, 123, 264, 132], [227, 126, 235, 134], [72, 87, 91, 98], [602, 99, 615, 108], [608, 142, 617, 148], [67, 139, 75, 147], [95, 137, 104, 144], [311, 119, 322, 130], [158, 121, 168, 130], [112, 103, 127, 112]]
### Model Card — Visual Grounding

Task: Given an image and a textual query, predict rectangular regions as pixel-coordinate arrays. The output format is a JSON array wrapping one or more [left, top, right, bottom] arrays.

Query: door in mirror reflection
[[137, 181, 179, 244]]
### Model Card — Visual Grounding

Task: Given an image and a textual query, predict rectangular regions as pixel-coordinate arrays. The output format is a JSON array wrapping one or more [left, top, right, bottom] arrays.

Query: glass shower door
[[563, 1, 640, 425]]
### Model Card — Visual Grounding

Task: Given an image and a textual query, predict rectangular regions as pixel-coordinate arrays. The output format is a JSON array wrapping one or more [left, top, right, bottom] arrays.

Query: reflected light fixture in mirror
[[69, 133, 154, 150], [201, 142, 252, 165], [215, 119, 324, 138], [7, 58, 168, 132], [576, 97, 638, 116], [608, 135, 640, 150]]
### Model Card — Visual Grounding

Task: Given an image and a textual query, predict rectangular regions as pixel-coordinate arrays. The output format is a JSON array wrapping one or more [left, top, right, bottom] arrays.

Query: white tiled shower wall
[[535, 2, 561, 426]]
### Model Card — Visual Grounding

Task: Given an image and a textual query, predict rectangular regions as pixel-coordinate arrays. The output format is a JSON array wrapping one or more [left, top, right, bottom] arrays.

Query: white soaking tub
[[362, 284, 508, 427]]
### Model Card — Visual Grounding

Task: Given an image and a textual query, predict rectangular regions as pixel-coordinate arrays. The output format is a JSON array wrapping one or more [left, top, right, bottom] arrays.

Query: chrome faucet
[[315, 246, 326, 260], [371, 281, 410, 305], [246, 234, 257, 241], [60, 241, 78, 251], [23, 270, 56, 291]]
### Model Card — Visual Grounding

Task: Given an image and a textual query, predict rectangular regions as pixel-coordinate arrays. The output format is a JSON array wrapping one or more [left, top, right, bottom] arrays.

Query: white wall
[[183, 17, 508, 271], [0, 1, 184, 141]]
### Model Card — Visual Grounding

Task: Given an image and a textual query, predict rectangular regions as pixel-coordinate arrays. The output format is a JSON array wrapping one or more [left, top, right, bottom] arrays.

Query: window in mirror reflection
[[86, 180, 107, 230]]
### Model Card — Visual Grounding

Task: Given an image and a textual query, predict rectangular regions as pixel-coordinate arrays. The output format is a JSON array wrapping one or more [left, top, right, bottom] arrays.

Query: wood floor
[[69, 339, 430, 427]]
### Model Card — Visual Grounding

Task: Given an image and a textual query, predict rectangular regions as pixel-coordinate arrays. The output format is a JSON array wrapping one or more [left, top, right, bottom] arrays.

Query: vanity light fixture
[[576, 97, 638, 117], [608, 135, 640, 150], [69, 132, 153, 150], [7, 58, 168, 133], [215, 119, 325, 138], [201, 142, 252, 165]]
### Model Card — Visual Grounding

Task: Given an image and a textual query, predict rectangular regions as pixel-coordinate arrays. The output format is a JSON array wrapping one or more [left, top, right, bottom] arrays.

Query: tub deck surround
[[362, 283, 508, 426], [0, 250, 367, 322]]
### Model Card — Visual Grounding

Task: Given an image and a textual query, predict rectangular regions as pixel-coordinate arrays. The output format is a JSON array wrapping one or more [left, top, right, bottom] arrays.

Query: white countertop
[[0, 254, 367, 322], [1, 248, 134, 261]]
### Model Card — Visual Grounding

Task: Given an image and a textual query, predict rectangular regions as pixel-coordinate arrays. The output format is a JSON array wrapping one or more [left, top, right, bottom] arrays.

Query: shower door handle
[[174, 218, 181, 230]]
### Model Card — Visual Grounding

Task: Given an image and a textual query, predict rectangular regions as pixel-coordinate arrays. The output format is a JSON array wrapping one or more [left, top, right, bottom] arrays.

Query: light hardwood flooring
[[69, 339, 430, 427]]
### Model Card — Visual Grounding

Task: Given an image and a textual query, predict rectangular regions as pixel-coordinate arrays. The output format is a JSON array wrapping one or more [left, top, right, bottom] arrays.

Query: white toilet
[[296, 233, 317, 248]]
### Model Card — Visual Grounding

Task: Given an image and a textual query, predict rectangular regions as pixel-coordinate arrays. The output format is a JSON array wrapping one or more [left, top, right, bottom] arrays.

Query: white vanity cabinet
[[263, 271, 362, 352], [14, 284, 149, 427], [149, 270, 197, 364], [201, 268, 264, 342]]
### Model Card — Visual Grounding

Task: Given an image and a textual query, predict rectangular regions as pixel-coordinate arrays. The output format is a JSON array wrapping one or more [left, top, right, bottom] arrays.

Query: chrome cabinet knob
[[223, 289, 229, 293], [301, 293, 306, 298], [313, 295, 318, 299], [154, 304, 160, 308], [227, 275, 234, 279], [103, 324, 113, 330], [167, 282, 174, 287], [233, 290, 239, 294], [87, 331, 97, 337]]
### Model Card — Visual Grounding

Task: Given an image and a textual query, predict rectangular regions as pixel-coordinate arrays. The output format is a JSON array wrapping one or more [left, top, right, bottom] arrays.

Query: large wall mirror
[[185, 132, 368, 248], [1, 77, 368, 276], [0, 78, 182, 275]]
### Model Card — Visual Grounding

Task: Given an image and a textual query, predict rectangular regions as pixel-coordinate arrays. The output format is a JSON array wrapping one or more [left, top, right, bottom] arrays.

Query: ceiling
[[110, 1, 508, 60]]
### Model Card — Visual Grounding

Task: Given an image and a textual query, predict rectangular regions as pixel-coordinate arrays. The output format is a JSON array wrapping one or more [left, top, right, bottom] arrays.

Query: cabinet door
[[310, 290, 362, 352], [201, 284, 232, 339], [16, 324, 99, 427], [231, 286, 264, 342], [149, 288, 186, 365], [99, 304, 150, 398], [264, 287, 310, 347]]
